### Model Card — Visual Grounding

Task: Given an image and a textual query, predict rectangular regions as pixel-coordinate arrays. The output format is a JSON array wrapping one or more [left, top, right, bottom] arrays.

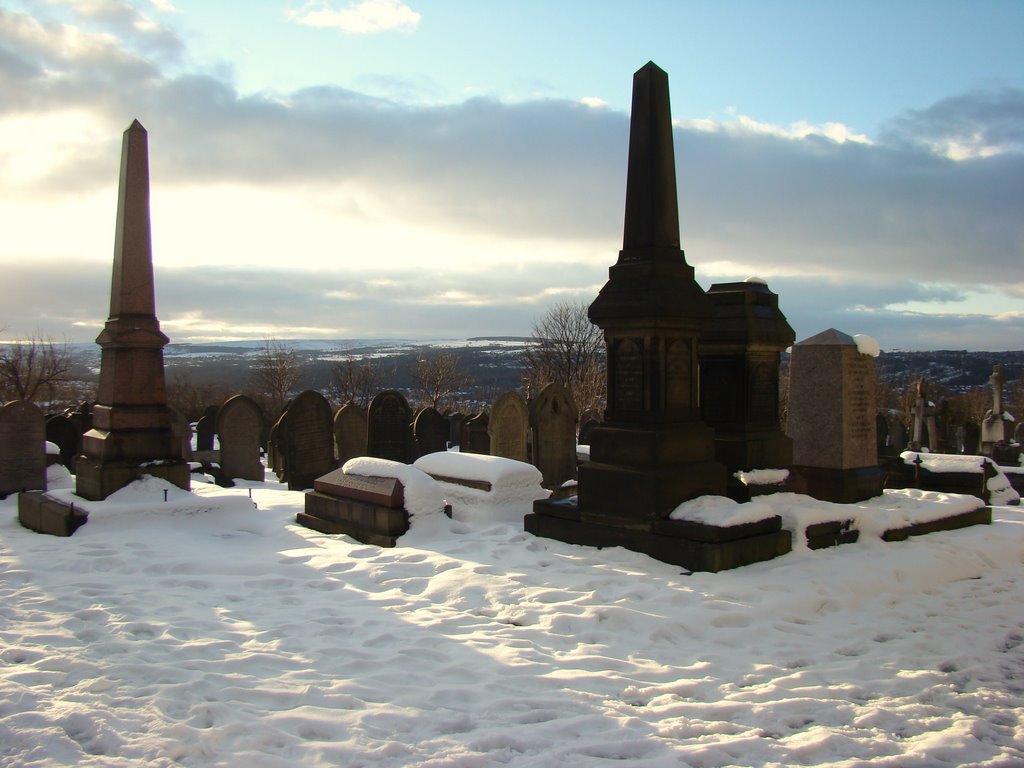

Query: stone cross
[[990, 364, 1005, 417], [910, 377, 928, 450]]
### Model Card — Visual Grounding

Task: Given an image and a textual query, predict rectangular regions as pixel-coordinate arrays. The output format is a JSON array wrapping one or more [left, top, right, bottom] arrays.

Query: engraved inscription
[[614, 339, 643, 411], [665, 339, 691, 409]]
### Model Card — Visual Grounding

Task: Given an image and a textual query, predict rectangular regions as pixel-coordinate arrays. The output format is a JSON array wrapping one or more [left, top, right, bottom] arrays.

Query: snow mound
[[735, 468, 789, 486], [853, 333, 881, 357], [413, 452, 549, 525], [670, 495, 776, 526]]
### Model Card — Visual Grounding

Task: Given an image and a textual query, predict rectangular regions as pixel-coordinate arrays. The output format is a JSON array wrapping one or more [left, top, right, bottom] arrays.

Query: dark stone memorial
[[334, 403, 368, 465], [448, 412, 465, 449], [413, 406, 449, 457], [299, 468, 410, 547], [367, 390, 412, 463], [526, 63, 786, 572], [74, 120, 190, 501], [699, 278, 794, 498], [195, 411, 216, 452], [489, 391, 529, 462], [45, 415, 82, 472], [217, 394, 265, 482], [282, 390, 335, 491], [1, 401, 47, 497], [461, 411, 491, 456], [529, 383, 576, 488]]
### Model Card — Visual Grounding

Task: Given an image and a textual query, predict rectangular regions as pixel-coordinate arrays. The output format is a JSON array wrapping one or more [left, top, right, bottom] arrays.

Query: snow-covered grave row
[[2, 458, 1023, 767]]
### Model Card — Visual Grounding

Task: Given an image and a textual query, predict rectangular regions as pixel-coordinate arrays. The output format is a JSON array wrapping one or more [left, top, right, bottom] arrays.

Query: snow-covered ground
[[2, 464, 1023, 767]]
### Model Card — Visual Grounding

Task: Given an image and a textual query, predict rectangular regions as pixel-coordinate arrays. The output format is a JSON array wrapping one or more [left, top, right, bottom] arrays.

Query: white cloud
[[289, 0, 421, 35], [580, 96, 608, 109], [677, 113, 872, 145]]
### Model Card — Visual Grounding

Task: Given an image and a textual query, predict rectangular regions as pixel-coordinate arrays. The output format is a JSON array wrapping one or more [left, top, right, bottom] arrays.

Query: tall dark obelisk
[[75, 120, 190, 501], [527, 63, 790, 571]]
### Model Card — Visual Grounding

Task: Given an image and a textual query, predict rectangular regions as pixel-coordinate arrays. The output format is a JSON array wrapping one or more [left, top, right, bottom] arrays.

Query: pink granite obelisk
[[75, 120, 190, 500]]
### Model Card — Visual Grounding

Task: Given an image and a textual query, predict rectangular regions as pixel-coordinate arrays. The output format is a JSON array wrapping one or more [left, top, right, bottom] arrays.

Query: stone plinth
[[18, 492, 88, 537], [75, 119, 189, 500], [297, 468, 409, 546], [786, 329, 882, 503]]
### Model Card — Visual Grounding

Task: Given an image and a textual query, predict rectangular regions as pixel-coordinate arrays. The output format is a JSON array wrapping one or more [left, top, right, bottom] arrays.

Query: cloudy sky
[[2, 0, 1022, 350]]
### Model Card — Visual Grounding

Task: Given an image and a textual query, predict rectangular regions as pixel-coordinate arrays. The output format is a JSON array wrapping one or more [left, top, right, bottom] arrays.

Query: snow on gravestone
[[0, 400, 47, 497]]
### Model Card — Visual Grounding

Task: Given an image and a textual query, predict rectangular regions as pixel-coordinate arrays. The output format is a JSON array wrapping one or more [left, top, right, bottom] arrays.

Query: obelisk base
[[75, 454, 190, 501], [787, 465, 884, 504], [526, 498, 791, 573]]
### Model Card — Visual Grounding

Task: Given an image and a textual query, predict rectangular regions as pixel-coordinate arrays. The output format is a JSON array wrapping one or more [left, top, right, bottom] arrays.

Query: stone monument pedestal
[[527, 63, 790, 572], [786, 329, 884, 504], [298, 468, 410, 546], [526, 498, 791, 573]]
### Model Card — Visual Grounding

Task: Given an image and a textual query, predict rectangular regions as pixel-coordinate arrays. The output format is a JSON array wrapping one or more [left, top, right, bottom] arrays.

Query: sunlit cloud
[[288, 0, 421, 35], [678, 114, 872, 145]]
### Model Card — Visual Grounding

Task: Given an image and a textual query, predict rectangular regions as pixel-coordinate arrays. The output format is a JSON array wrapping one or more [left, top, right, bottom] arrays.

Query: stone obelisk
[[527, 63, 790, 571], [75, 120, 190, 501]]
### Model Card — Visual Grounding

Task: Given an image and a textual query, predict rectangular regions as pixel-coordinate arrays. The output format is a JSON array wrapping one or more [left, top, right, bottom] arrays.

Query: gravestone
[[489, 391, 529, 462], [577, 414, 600, 446], [908, 378, 937, 452], [529, 382, 577, 488], [66, 401, 93, 436], [367, 390, 412, 463], [875, 414, 890, 458], [195, 408, 217, 452], [786, 328, 883, 502], [217, 394, 265, 482], [282, 391, 335, 491], [461, 411, 491, 456], [890, 418, 908, 454], [982, 365, 1018, 463], [699, 278, 794, 493], [74, 120, 189, 501], [413, 406, 449, 457], [964, 421, 981, 455], [334, 403, 368, 464], [527, 63, 783, 573], [170, 409, 193, 463], [448, 412, 465, 448], [0, 401, 47, 497], [45, 415, 82, 472], [268, 417, 282, 479]]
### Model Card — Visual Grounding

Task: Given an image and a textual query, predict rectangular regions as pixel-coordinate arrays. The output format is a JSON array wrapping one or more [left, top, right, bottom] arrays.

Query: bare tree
[[330, 355, 392, 406], [251, 339, 302, 419], [411, 351, 472, 410], [0, 331, 73, 405], [520, 300, 605, 415]]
